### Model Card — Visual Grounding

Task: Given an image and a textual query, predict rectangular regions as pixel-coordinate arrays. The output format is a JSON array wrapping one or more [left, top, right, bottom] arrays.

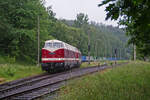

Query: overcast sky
[[45, 0, 118, 26]]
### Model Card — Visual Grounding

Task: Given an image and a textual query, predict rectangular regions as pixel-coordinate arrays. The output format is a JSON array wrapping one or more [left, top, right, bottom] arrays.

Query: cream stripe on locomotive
[[42, 58, 81, 61]]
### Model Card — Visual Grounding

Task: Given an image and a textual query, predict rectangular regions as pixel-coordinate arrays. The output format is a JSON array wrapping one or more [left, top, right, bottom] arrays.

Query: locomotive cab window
[[53, 42, 63, 48], [44, 43, 53, 48], [44, 42, 64, 48]]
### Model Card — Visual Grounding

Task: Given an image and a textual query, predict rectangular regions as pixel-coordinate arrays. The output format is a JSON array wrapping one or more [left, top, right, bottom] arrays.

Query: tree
[[0, 0, 55, 63], [99, 0, 150, 59], [74, 13, 89, 28], [0, 0, 129, 63]]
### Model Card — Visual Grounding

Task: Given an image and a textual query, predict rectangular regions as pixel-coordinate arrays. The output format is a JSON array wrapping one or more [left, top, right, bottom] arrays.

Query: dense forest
[[61, 18, 130, 58], [0, 0, 130, 64]]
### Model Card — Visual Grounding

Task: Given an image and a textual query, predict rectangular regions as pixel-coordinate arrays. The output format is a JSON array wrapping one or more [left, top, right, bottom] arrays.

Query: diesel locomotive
[[41, 40, 81, 72]]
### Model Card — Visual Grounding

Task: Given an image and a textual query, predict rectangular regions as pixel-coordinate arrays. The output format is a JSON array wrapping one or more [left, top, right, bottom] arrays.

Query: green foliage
[[0, 64, 42, 82], [6, 56, 16, 64], [61, 18, 129, 58], [74, 13, 89, 28], [5, 66, 16, 77], [99, 0, 150, 60], [58, 61, 150, 100], [0, 56, 16, 64], [0, 0, 129, 64], [0, 0, 54, 63]]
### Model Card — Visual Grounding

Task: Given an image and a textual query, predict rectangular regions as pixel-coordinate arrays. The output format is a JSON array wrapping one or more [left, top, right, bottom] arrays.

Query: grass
[[81, 60, 128, 68], [80, 62, 101, 68], [0, 64, 43, 83], [57, 61, 150, 100], [0, 56, 43, 83]]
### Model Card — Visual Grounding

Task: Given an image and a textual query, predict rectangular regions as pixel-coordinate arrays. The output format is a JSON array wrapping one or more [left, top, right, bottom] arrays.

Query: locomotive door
[[64, 44, 69, 67]]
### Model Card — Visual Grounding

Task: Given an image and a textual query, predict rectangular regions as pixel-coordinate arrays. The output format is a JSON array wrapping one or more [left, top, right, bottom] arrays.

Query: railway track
[[0, 63, 126, 100]]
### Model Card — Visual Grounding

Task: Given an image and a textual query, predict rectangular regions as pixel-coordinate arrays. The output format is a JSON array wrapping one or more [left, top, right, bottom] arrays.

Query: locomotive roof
[[45, 40, 62, 43], [45, 39, 81, 53]]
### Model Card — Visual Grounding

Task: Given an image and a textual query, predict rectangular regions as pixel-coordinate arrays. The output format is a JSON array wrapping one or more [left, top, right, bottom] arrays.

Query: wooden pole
[[37, 15, 40, 66], [134, 44, 136, 61], [115, 48, 117, 64], [88, 28, 90, 64]]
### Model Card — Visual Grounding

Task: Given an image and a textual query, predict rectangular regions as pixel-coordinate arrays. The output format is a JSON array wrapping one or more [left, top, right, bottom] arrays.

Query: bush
[[0, 64, 42, 82], [5, 66, 16, 77], [0, 56, 16, 64]]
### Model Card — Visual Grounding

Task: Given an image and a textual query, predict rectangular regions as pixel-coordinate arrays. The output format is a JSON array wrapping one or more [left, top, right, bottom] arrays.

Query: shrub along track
[[0, 63, 127, 100]]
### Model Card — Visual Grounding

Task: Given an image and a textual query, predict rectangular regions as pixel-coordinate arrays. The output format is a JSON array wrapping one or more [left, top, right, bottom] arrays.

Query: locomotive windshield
[[44, 42, 63, 48], [44, 43, 53, 48], [53, 42, 63, 48]]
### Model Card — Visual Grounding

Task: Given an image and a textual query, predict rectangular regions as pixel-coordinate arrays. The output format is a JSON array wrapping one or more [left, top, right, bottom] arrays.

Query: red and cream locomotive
[[41, 40, 81, 72]]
